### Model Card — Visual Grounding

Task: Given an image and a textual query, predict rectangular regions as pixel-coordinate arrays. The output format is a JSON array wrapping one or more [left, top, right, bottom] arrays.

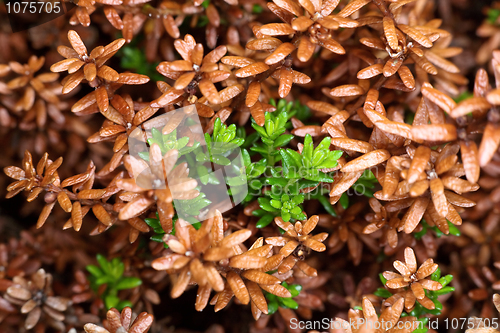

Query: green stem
[[267, 143, 275, 166]]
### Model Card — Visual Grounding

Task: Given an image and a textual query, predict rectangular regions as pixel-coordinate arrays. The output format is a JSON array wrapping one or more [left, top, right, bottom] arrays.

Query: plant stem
[[267, 143, 275, 166], [372, 0, 393, 19]]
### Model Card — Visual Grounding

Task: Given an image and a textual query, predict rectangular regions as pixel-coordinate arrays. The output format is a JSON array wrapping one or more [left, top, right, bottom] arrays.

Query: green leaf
[[315, 158, 338, 169], [265, 293, 277, 302], [197, 165, 210, 185], [432, 299, 443, 311], [242, 149, 251, 167], [256, 214, 274, 228], [252, 209, 268, 217], [116, 300, 133, 311], [412, 327, 429, 333], [374, 288, 393, 298], [292, 211, 306, 220], [211, 155, 231, 165], [315, 137, 331, 152], [419, 318, 429, 326], [431, 267, 441, 281], [295, 179, 318, 191], [287, 284, 302, 297], [177, 136, 189, 149], [277, 109, 288, 128], [353, 183, 374, 197], [249, 178, 263, 190], [433, 227, 444, 238], [265, 178, 288, 186], [280, 297, 299, 309], [112, 261, 125, 280], [447, 222, 461, 236], [104, 295, 120, 310], [434, 286, 455, 295], [279, 149, 299, 172], [488, 8, 500, 24], [150, 234, 164, 242], [153, 227, 164, 234], [270, 127, 286, 140], [151, 127, 163, 145], [230, 137, 245, 147], [96, 254, 111, 275], [236, 126, 246, 139], [438, 274, 453, 287], [144, 217, 160, 228], [111, 257, 121, 267], [243, 132, 259, 148], [302, 170, 333, 182], [355, 179, 377, 189], [250, 146, 269, 155], [251, 123, 268, 138], [330, 150, 343, 160], [252, 4, 263, 13], [294, 102, 311, 121], [424, 308, 441, 316], [412, 318, 429, 333], [303, 134, 313, 163], [265, 119, 275, 137], [247, 164, 263, 178], [86, 265, 103, 277], [313, 194, 337, 217], [269, 191, 280, 201], [379, 273, 387, 285], [277, 99, 287, 112], [196, 151, 209, 162], [116, 277, 143, 290], [413, 223, 428, 240], [226, 176, 247, 187], [312, 150, 326, 167], [179, 141, 200, 155], [273, 134, 294, 148], [138, 151, 149, 161], [191, 198, 212, 212], [207, 173, 220, 184], [405, 111, 415, 125], [258, 197, 279, 212], [362, 169, 376, 179], [262, 137, 276, 147], [287, 149, 303, 169], [95, 276, 111, 285], [270, 199, 282, 209], [267, 300, 278, 315], [339, 193, 349, 209], [292, 194, 304, 204], [119, 44, 163, 81], [213, 117, 222, 139]]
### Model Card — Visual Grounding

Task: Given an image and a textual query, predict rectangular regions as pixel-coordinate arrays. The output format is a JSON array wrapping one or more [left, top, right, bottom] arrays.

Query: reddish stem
[[372, 0, 394, 19]]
